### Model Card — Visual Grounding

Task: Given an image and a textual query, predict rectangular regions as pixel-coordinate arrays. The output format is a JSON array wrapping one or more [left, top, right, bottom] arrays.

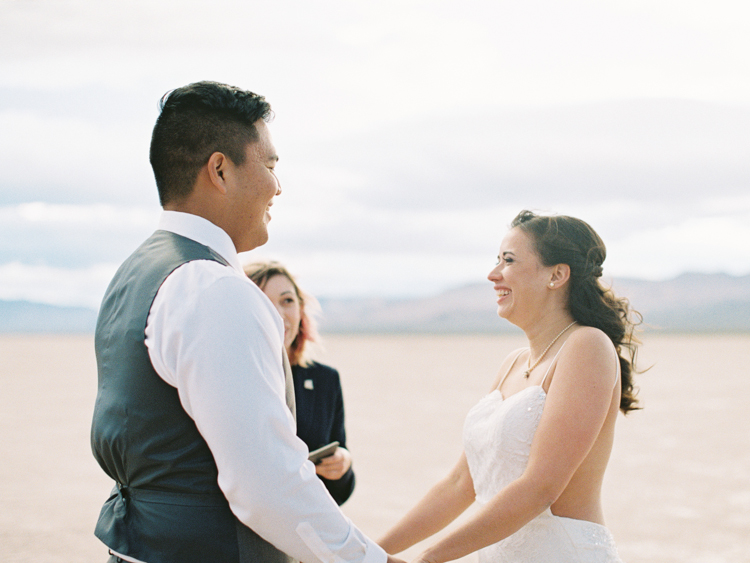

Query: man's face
[[224, 120, 281, 252]]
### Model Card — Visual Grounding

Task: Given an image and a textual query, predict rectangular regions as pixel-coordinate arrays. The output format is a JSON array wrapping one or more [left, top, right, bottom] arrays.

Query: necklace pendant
[[523, 370, 530, 378]]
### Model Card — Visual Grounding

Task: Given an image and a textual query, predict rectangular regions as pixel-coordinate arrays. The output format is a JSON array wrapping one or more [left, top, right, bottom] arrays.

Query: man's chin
[[237, 229, 269, 253]]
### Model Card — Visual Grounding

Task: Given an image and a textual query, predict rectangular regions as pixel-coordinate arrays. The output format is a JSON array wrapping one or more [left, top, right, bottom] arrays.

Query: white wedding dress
[[462, 348, 623, 562]]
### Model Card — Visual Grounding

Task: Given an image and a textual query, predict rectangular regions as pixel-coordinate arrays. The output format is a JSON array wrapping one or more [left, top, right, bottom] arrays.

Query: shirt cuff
[[295, 523, 387, 563], [361, 538, 388, 563]]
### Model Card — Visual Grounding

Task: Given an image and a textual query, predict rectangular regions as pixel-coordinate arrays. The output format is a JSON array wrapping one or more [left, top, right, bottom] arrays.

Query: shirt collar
[[157, 210, 244, 273]]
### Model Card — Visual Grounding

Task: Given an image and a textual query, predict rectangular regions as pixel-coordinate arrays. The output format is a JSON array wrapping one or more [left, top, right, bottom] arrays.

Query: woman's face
[[262, 274, 302, 353], [487, 227, 552, 325]]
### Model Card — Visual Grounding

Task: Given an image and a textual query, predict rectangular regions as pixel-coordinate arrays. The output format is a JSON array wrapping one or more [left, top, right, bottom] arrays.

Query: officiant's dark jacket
[[90, 231, 292, 563]]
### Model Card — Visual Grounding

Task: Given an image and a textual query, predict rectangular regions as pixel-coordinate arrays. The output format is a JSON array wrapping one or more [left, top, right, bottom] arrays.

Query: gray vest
[[91, 230, 293, 563]]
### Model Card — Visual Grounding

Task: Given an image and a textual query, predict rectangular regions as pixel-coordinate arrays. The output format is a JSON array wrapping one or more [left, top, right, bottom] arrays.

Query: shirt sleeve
[[145, 261, 386, 563]]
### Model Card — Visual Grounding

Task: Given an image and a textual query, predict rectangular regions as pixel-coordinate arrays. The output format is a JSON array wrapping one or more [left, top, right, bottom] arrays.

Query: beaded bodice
[[460, 344, 623, 562], [463, 386, 545, 504]]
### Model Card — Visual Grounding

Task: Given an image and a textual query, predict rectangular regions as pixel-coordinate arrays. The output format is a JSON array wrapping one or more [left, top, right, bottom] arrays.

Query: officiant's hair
[[150, 80, 273, 207], [510, 210, 642, 414], [244, 261, 320, 367]]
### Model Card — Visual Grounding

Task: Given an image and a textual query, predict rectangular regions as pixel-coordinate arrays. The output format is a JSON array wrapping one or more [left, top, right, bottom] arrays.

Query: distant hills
[[1, 272, 749, 334], [603, 273, 750, 334], [317, 272, 750, 334], [0, 300, 99, 333]]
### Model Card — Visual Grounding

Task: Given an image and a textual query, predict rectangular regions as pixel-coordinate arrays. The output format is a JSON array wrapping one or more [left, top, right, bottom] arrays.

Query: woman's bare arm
[[378, 453, 476, 555], [415, 328, 619, 563]]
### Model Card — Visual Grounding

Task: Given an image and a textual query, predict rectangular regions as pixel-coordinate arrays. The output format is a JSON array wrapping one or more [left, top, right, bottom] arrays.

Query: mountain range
[[317, 272, 750, 334], [1, 272, 748, 334]]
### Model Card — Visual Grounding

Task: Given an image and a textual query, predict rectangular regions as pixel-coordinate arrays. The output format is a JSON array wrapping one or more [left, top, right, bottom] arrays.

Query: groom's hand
[[386, 556, 407, 563]]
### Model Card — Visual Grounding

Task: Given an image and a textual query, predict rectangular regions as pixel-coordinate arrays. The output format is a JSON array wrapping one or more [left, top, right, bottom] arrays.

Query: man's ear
[[550, 263, 571, 287], [206, 152, 229, 195]]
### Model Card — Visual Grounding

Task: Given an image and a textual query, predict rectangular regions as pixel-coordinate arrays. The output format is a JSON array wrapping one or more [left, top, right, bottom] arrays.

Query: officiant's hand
[[315, 446, 352, 480]]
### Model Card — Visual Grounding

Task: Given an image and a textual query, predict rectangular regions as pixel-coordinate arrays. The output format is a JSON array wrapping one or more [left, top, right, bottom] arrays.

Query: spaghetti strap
[[613, 343, 622, 390], [496, 348, 526, 390], [540, 339, 571, 389]]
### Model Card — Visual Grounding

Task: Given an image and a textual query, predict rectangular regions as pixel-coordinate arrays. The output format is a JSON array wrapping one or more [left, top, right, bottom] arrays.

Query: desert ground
[[1, 333, 748, 562]]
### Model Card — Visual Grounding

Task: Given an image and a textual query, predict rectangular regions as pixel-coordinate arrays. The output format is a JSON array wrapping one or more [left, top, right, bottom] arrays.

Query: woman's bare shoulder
[[566, 325, 614, 352], [557, 326, 618, 385]]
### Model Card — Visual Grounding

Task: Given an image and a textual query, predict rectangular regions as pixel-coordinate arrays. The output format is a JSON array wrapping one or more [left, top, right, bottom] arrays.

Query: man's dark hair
[[149, 81, 273, 206]]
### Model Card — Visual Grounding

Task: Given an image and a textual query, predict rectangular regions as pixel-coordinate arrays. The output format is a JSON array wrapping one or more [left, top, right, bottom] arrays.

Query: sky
[[1, 0, 750, 308]]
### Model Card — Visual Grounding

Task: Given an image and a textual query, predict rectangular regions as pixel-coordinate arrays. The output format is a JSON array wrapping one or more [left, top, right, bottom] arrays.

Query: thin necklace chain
[[523, 321, 577, 378]]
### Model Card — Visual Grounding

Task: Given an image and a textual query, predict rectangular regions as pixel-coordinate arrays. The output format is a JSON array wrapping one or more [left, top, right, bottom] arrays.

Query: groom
[[91, 81, 403, 563]]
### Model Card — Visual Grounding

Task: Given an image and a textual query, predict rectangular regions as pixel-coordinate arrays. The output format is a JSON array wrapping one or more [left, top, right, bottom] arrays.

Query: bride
[[379, 210, 641, 563]]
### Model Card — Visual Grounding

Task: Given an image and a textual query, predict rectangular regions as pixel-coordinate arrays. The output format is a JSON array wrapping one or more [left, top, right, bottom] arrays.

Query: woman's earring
[[549, 282, 555, 288]]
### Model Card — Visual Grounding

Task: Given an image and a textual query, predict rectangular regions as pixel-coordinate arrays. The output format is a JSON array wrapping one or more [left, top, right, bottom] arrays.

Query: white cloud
[[0, 261, 116, 308], [606, 213, 750, 280], [3, 0, 750, 106], [2, 0, 750, 305], [0, 203, 159, 267], [1, 198, 748, 307], [256, 197, 750, 297], [0, 110, 154, 203], [241, 248, 496, 300], [7, 202, 156, 226]]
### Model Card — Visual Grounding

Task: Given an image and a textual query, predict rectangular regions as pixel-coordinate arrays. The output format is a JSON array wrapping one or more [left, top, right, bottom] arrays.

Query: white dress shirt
[[144, 211, 386, 563]]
